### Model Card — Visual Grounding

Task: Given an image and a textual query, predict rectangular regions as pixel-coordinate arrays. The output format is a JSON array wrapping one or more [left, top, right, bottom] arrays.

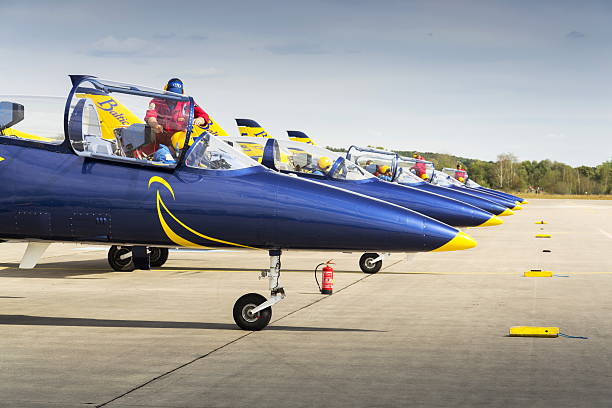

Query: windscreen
[[395, 159, 428, 185], [399, 156, 435, 182], [345, 146, 396, 181], [185, 133, 258, 170], [442, 167, 468, 184], [0, 96, 65, 144], [466, 179, 481, 188], [276, 139, 374, 181], [66, 78, 194, 168], [432, 169, 465, 187]]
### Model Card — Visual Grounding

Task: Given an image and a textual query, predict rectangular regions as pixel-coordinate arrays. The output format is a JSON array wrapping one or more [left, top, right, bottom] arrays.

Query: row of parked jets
[[0, 76, 526, 330]]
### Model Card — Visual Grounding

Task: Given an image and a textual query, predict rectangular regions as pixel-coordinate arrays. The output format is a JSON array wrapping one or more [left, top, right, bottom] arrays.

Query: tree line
[[328, 146, 612, 194]]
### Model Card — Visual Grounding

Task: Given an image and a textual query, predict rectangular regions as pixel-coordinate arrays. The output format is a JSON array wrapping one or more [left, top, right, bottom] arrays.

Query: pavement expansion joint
[[95, 269, 379, 407]]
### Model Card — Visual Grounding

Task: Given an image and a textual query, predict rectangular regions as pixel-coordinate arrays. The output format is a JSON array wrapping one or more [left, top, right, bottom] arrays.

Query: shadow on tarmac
[[0, 314, 384, 332], [0, 261, 363, 278]]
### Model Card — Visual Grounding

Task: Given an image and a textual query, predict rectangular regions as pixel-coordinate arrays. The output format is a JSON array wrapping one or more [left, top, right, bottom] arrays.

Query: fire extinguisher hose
[[314, 262, 326, 292]]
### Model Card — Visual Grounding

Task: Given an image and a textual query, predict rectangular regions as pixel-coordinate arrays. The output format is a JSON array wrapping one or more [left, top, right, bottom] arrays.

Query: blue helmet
[[164, 78, 184, 94]]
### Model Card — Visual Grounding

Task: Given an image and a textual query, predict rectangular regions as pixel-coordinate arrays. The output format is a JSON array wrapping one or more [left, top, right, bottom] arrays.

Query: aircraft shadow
[[0, 260, 362, 278], [0, 260, 115, 278], [0, 314, 383, 332]]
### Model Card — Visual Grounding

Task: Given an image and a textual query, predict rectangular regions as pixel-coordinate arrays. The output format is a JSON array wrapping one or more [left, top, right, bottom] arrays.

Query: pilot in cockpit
[[144, 78, 211, 156], [312, 157, 332, 176]]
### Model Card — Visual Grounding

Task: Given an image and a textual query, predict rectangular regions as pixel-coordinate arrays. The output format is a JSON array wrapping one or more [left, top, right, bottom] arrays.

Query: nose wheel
[[233, 293, 272, 331], [232, 249, 285, 331]]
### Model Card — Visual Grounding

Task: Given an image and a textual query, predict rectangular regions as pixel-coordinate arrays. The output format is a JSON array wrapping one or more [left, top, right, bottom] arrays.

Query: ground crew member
[[411, 153, 427, 179], [455, 164, 467, 183], [145, 78, 211, 156]]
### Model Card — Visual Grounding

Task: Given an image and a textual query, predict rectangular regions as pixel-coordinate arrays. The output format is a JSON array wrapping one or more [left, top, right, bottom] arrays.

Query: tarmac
[[1, 198, 612, 407]]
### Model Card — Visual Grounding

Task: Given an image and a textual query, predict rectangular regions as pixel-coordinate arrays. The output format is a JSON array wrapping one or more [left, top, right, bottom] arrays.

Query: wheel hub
[[365, 258, 376, 268], [241, 304, 259, 323]]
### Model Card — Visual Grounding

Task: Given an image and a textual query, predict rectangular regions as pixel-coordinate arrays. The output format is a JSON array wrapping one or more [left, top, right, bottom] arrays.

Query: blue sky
[[1, 0, 611, 166]]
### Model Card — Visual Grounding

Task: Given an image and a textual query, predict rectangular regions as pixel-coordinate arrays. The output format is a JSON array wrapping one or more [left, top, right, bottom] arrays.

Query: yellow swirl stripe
[[157, 196, 258, 249], [149, 176, 259, 250], [156, 192, 213, 249]]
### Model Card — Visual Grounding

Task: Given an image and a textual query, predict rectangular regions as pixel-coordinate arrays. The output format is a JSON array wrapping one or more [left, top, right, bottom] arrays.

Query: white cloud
[[88, 36, 161, 58]]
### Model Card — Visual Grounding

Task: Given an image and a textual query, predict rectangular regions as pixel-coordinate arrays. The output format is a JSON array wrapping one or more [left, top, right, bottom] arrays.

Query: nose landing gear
[[233, 249, 285, 331]]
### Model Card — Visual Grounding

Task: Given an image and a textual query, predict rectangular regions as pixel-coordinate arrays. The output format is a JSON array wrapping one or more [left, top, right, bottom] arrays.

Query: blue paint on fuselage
[[402, 181, 508, 216], [469, 186, 524, 203], [0, 141, 459, 252], [446, 185, 518, 208], [272, 170, 494, 227]]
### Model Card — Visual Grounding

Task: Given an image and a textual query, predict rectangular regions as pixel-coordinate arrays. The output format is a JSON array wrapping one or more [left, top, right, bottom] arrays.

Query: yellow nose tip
[[431, 231, 477, 252], [522, 200, 529, 204], [512, 203, 523, 210], [499, 208, 515, 216], [477, 215, 504, 227]]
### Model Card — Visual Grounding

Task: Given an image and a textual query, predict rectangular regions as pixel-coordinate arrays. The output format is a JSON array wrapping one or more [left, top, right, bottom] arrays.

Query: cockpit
[[1, 76, 256, 172], [345, 145, 397, 182], [441, 167, 468, 184], [224, 137, 374, 181]]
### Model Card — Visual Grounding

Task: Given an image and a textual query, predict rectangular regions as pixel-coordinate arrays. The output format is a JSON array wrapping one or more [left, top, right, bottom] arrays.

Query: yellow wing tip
[[476, 215, 504, 227], [431, 231, 477, 252]]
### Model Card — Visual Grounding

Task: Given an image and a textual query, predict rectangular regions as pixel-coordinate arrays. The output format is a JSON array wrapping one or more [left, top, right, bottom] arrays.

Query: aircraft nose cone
[[476, 215, 504, 227], [512, 202, 523, 210], [499, 208, 514, 216], [431, 231, 477, 252]]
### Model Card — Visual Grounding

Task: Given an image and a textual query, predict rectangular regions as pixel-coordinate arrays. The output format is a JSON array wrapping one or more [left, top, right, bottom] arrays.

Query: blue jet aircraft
[[230, 120, 503, 230], [0, 75, 477, 330], [343, 145, 514, 216]]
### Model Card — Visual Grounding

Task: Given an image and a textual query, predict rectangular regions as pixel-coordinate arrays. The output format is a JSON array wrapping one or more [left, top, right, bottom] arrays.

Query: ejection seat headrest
[[0, 101, 25, 131]]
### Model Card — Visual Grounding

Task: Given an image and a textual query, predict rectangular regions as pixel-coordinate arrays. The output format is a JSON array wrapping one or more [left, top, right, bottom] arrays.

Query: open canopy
[[65, 76, 197, 169]]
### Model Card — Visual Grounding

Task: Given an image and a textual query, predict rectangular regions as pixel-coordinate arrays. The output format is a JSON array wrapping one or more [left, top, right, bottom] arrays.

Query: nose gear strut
[[232, 249, 285, 331]]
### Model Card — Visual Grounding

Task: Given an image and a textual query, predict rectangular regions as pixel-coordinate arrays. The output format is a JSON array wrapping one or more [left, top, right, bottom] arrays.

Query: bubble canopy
[[65, 76, 195, 169]]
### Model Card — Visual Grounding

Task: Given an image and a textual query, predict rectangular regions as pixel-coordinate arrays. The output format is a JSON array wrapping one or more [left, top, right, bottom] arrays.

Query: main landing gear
[[107, 246, 169, 271], [233, 249, 285, 331]]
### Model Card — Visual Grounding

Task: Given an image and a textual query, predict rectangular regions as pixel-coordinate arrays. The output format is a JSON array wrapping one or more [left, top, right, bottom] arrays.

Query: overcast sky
[[1, 0, 611, 166]]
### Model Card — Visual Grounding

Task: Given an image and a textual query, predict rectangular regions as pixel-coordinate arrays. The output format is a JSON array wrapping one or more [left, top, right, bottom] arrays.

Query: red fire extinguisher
[[315, 260, 335, 295]]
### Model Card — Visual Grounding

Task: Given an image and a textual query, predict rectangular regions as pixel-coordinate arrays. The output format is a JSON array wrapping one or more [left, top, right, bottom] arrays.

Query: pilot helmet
[[421, 173, 429, 180], [412, 153, 418, 159], [171, 131, 187, 151], [458, 177, 465, 182], [318, 157, 332, 170], [165, 78, 184, 94], [379, 165, 390, 174]]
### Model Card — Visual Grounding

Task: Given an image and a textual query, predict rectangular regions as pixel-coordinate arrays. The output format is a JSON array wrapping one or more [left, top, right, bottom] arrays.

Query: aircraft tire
[[359, 253, 382, 274], [149, 248, 169, 267], [233, 293, 272, 331], [108, 245, 135, 272]]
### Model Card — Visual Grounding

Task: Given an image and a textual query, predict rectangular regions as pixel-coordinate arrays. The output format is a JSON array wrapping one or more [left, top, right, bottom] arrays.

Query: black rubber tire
[[359, 253, 382, 274], [108, 245, 135, 272], [149, 247, 169, 267], [233, 293, 272, 331]]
